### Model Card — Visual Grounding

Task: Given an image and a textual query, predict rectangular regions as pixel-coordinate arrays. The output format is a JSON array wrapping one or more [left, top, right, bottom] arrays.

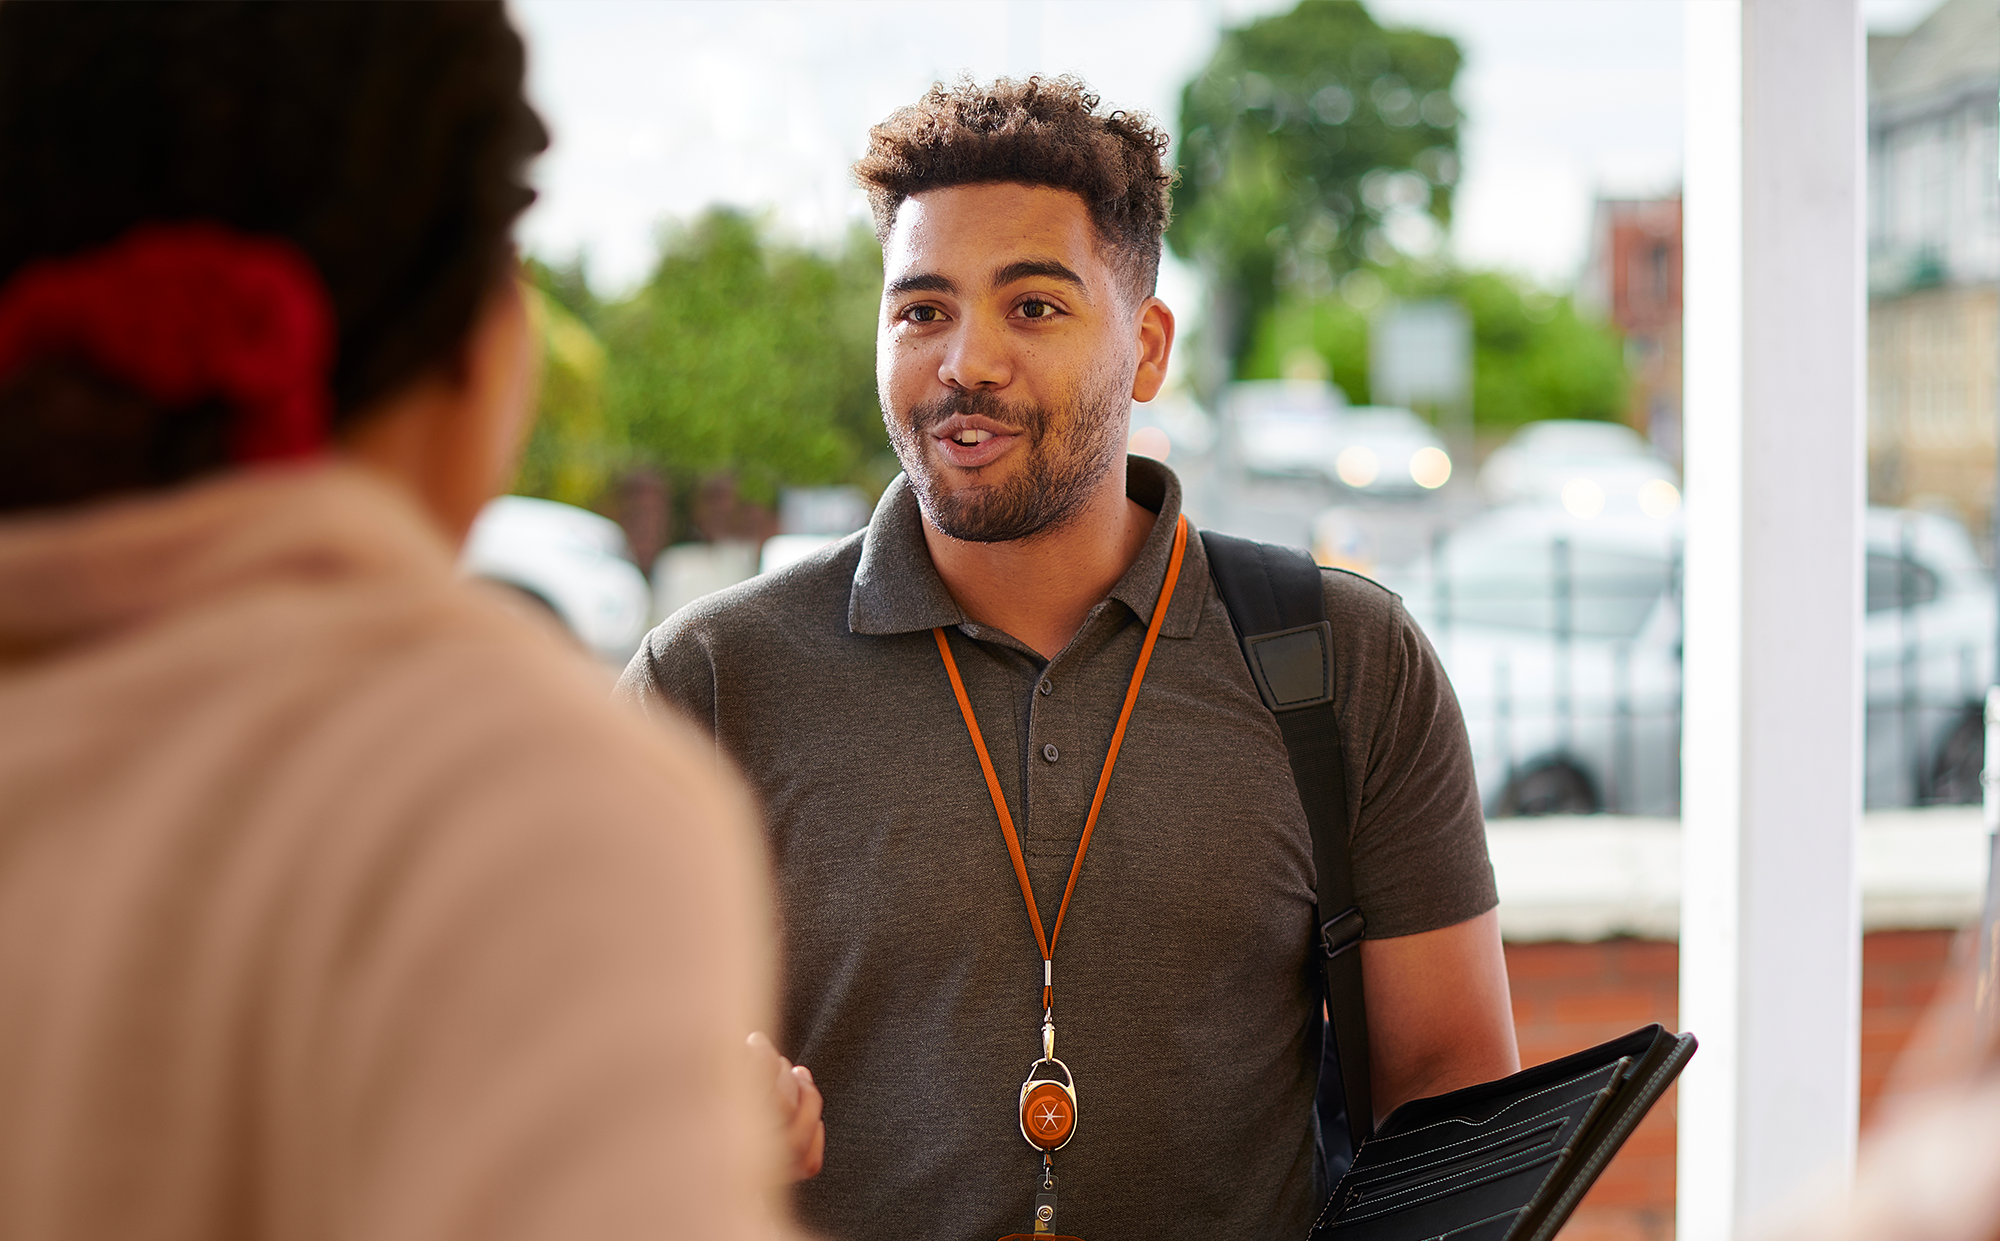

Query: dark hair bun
[[0, 1, 548, 512]]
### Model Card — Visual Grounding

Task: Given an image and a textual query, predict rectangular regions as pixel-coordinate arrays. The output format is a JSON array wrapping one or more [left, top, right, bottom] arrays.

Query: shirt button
[[1042, 743, 1060, 763], [1038, 678, 1053, 696]]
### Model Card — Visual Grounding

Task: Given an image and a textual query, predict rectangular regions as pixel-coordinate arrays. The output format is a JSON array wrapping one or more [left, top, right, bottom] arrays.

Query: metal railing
[[1403, 533, 1989, 816]]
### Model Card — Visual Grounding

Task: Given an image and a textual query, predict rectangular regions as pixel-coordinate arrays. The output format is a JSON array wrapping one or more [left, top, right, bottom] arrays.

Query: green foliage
[[512, 282, 613, 507], [1240, 292, 1374, 402], [1171, 0, 1462, 371], [1240, 263, 1629, 430], [600, 210, 887, 508], [531, 255, 601, 327], [1450, 273, 1629, 429], [1183, 2, 1621, 431], [513, 211, 890, 515]]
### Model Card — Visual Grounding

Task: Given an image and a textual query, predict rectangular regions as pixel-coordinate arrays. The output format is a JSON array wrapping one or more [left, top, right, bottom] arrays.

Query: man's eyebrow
[[991, 259, 1088, 293], [886, 272, 956, 296]]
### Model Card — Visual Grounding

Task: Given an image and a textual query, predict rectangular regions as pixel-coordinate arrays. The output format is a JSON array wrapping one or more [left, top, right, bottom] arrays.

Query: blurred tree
[[1239, 264, 1629, 431], [514, 213, 890, 540], [512, 282, 614, 507], [1171, 0, 1463, 383], [598, 209, 888, 517], [1449, 271, 1629, 430], [534, 256, 600, 327]]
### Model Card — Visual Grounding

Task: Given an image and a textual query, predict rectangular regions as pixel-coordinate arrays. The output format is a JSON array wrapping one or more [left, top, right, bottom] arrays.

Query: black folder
[[1307, 1024, 1696, 1241]]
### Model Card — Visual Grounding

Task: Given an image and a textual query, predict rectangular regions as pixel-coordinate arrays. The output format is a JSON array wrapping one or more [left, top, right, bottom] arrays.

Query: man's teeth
[[952, 429, 994, 445]]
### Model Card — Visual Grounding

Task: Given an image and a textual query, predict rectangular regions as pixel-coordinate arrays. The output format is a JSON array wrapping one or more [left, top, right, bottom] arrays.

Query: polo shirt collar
[[848, 455, 1206, 641], [847, 473, 964, 635]]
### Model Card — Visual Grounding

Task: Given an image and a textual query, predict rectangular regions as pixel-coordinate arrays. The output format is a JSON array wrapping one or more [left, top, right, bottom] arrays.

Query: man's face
[[877, 183, 1161, 544]]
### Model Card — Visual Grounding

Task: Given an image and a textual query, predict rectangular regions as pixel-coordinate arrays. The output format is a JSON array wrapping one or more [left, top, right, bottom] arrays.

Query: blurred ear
[[1130, 296, 1175, 403], [339, 275, 542, 547]]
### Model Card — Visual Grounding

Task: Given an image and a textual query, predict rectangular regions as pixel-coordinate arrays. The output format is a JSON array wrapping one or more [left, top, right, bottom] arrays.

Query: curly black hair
[[853, 76, 1176, 303], [0, 1, 547, 512]]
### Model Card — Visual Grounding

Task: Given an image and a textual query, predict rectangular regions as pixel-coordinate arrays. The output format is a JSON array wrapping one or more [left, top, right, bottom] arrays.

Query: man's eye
[[903, 305, 942, 324], [1019, 300, 1056, 319]]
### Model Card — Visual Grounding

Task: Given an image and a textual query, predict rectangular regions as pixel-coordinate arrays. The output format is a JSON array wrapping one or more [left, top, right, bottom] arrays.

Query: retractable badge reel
[[1018, 1018, 1077, 1152], [997, 1021, 1084, 1240]]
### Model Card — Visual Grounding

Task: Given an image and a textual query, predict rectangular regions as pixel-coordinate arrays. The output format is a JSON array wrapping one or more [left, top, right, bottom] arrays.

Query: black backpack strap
[[1203, 531, 1374, 1154]]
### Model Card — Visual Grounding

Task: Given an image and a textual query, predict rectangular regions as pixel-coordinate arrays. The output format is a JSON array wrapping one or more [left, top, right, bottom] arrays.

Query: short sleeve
[[1324, 571, 1497, 939], [616, 606, 723, 736]]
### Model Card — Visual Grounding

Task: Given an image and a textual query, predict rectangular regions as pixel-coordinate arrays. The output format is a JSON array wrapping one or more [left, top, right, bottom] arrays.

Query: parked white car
[[1325, 406, 1453, 496], [461, 495, 651, 666], [1225, 378, 1345, 480], [1863, 506, 1996, 806], [1478, 419, 1680, 519], [1224, 380, 1449, 495], [1380, 504, 1994, 815]]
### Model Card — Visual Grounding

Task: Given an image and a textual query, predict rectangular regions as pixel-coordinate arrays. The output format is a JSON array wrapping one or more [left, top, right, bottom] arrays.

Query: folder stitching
[[1334, 1144, 1566, 1223], [1349, 1068, 1612, 1156], [1342, 1113, 1568, 1181]]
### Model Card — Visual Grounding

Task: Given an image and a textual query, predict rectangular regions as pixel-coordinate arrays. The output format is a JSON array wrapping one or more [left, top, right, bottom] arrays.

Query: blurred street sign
[[1371, 300, 1471, 413]]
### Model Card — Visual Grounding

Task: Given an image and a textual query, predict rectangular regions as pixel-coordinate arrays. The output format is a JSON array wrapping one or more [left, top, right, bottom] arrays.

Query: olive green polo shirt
[[619, 456, 1494, 1241]]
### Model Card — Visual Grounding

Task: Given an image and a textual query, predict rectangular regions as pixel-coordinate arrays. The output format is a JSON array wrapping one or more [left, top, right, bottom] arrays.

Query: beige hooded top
[[0, 465, 786, 1241]]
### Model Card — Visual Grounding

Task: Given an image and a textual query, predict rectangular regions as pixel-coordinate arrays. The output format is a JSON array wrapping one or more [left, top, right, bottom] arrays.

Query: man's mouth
[[926, 414, 1021, 468]]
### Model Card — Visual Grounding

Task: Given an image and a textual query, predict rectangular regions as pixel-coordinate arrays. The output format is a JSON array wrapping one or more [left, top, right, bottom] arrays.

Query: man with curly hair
[[621, 76, 1517, 1240]]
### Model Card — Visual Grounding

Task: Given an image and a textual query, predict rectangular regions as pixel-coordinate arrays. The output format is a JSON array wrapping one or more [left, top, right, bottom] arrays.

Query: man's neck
[[922, 468, 1157, 662]]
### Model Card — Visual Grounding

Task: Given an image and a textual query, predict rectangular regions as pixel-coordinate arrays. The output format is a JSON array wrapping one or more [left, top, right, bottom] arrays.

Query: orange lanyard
[[931, 513, 1188, 1014]]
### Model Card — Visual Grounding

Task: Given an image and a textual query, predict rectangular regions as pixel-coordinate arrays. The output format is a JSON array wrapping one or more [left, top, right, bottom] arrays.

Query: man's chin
[[917, 479, 1078, 545]]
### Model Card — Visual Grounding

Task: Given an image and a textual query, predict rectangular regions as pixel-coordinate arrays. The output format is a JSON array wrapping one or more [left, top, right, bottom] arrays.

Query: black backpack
[[1203, 531, 1372, 1188]]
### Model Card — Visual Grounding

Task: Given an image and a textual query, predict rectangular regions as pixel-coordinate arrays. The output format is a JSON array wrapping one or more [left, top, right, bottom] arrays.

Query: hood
[[0, 462, 453, 661]]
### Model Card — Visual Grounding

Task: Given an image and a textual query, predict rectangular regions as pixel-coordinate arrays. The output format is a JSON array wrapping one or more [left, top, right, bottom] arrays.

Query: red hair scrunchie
[[0, 222, 336, 464]]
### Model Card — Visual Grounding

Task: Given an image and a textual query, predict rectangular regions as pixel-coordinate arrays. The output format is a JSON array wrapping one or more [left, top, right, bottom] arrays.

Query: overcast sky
[[513, 0, 1939, 302]]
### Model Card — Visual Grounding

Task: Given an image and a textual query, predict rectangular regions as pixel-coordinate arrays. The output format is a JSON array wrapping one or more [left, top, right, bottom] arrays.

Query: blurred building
[[1866, 0, 2000, 529], [1579, 196, 1684, 464]]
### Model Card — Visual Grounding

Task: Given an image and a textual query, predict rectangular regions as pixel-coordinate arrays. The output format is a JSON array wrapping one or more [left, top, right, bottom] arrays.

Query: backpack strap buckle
[[1320, 906, 1366, 959]]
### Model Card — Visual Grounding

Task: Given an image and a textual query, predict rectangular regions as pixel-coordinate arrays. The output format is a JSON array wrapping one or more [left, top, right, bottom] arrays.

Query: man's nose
[[937, 312, 1012, 391]]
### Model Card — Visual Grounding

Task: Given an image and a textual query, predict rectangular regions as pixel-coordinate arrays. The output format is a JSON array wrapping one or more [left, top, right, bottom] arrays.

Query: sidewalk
[[1488, 806, 1989, 942]]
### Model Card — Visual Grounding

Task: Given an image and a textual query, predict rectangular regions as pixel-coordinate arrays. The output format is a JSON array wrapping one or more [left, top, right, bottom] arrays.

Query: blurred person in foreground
[[0, 5, 805, 1238], [1751, 953, 2000, 1241], [620, 77, 1516, 1239]]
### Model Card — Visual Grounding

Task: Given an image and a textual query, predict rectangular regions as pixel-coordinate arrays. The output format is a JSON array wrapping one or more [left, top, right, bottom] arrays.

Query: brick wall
[[1859, 929, 1958, 1122], [1504, 928, 1955, 1241], [1507, 939, 1681, 1241]]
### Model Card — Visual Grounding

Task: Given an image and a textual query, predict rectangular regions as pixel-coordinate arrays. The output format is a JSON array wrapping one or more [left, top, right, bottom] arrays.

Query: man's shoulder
[[653, 529, 866, 651], [1318, 563, 1405, 626], [1321, 564, 1431, 666], [1316, 563, 1432, 681]]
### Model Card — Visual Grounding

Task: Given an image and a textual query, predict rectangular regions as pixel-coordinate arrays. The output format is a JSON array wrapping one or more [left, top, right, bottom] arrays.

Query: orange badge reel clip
[[997, 1019, 1085, 1241], [1019, 1034, 1076, 1152]]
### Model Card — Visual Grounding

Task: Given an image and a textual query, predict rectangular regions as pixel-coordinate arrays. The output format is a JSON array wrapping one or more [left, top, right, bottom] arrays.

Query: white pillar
[[1679, 2, 1866, 1239]]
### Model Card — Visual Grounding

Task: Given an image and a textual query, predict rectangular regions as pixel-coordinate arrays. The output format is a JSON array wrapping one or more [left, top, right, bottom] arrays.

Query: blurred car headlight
[[1561, 477, 1606, 519], [1638, 478, 1681, 518], [1336, 445, 1380, 488], [1409, 446, 1452, 489]]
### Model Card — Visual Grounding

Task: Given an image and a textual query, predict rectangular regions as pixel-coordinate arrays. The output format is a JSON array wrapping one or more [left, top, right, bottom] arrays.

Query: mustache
[[906, 390, 1049, 439]]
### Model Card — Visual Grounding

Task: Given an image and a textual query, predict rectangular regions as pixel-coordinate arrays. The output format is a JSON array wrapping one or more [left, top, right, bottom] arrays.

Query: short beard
[[888, 380, 1126, 544]]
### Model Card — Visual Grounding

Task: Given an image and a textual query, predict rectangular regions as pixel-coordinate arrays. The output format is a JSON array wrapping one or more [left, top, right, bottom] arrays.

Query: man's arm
[[1359, 907, 1518, 1122]]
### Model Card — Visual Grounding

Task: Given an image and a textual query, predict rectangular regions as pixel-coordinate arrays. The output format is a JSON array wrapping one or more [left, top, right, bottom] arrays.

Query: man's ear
[[1130, 296, 1175, 403]]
